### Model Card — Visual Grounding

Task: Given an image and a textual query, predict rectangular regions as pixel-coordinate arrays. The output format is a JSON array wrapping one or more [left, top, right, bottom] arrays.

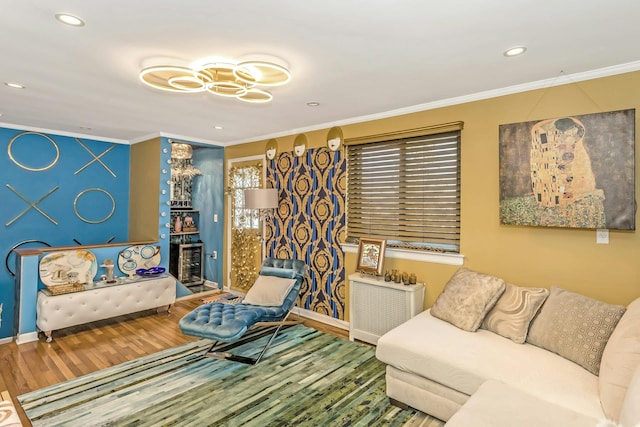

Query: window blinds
[[346, 130, 461, 252]]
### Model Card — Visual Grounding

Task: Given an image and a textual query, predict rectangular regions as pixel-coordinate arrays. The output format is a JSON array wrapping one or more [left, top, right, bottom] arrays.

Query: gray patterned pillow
[[527, 286, 626, 375], [431, 268, 506, 332], [481, 284, 549, 344]]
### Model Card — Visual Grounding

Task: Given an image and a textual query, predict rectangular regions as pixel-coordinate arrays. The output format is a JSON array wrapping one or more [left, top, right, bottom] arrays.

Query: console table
[[36, 275, 176, 342], [348, 273, 424, 345]]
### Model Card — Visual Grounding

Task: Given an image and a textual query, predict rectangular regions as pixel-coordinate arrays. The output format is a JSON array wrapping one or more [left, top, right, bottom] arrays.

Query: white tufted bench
[[36, 276, 176, 342]]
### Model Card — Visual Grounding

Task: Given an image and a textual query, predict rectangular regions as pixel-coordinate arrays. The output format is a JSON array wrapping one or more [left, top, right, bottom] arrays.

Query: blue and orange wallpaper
[[266, 147, 346, 320]]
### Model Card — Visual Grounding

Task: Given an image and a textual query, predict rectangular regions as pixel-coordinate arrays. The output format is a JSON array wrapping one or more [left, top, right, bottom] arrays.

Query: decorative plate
[[39, 249, 98, 286], [118, 245, 161, 276], [136, 266, 166, 277]]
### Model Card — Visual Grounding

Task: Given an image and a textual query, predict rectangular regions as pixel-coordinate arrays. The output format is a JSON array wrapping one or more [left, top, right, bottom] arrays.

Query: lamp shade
[[244, 188, 278, 209]]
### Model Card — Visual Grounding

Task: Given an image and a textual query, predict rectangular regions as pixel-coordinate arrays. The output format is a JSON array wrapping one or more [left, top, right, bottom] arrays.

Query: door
[[226, 157, 265, 291]]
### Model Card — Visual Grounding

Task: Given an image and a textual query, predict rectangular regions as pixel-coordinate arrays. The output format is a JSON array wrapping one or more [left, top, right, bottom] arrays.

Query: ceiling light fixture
[[504, 46, 527, 57], [139, 57, 291, 104], [55, 13, 85, 27], [5, 82, 25, 89], [306, 101, 320, 107]]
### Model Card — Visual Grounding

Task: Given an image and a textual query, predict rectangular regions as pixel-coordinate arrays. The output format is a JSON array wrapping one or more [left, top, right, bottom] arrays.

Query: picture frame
[[499, 109, 635, 230], [355, 238, 386, 276]]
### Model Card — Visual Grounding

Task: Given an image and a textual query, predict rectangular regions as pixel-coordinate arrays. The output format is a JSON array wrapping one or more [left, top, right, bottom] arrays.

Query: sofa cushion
[[619, 366, 640, 427], [481, 284, 549, 344], [527, 287, 626, 375], [376, 310, 605, 420], [445, 380, 599, 427], [430, 268, 506, 332], [599, 297, 640, 422]]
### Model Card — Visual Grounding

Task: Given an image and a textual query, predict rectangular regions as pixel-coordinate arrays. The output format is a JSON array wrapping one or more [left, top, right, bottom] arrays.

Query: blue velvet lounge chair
[[179, 257, 306, 364]]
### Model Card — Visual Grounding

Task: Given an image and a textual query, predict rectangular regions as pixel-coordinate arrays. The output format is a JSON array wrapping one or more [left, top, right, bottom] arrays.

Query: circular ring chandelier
[[139, 57, 291, 103]]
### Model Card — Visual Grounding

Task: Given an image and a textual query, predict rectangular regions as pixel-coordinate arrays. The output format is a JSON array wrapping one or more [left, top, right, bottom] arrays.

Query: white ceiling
[[1, 0, 640, 146]]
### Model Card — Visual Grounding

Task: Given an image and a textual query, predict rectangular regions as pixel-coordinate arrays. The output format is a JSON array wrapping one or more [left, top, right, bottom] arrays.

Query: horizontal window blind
[[346, 131, 461, 252]]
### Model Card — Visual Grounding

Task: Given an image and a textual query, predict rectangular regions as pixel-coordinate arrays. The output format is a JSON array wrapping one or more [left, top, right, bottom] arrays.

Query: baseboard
[[175, 289, 221, 302], [0, 337, 13, 346], [16, 332, 38, 345], [292, 307, 349, 330]]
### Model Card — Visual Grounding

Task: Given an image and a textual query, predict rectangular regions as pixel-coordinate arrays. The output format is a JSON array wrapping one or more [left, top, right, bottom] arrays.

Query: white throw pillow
[[430, 268, 506, 332], [481, 284, 549, 344], [243, 275, 296, 306]]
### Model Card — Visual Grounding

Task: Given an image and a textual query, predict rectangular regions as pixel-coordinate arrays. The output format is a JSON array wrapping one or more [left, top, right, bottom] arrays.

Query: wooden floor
[[0, 297, 348, 426]]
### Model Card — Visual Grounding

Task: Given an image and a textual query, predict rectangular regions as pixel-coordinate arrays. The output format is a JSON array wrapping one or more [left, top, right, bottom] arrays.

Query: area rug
[[18, 325, 442, 427]]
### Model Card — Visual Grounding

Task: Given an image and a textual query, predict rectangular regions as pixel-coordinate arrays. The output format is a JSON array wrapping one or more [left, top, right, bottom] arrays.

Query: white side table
[[348, 273, 424, 345]]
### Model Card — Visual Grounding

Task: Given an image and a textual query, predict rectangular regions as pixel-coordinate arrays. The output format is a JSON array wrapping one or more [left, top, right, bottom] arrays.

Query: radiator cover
[[349, 273, 424, 345]]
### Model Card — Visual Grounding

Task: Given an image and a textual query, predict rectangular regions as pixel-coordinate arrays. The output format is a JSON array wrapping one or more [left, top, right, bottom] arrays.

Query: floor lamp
[[244, 188, 278, 261]]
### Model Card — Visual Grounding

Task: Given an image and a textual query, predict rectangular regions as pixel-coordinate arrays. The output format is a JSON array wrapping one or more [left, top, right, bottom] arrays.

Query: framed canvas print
[[499, 109, 635, 230], [356, 238, 386, 276]]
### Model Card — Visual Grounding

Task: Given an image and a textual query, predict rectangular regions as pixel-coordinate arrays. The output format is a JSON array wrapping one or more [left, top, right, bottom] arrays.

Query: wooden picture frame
[[356, 238, 386, 276]]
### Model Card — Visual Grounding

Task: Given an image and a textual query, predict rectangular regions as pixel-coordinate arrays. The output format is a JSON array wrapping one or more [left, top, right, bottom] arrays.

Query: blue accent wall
[[159, 137, 172, 274], [192, 146, 225, 287], [0, 127, 130, 339]]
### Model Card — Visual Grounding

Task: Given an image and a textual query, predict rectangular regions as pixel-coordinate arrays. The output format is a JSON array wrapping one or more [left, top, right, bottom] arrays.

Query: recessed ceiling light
[[55, 13, 85, 27], [306, 101, 320, 107], [5, 82, 25, 89], [214, 125, 223, 130], [504, 46, 527, 57]]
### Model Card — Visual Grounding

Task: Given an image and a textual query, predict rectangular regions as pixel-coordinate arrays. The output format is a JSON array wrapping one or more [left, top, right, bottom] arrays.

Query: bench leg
[[157, 304, 172, 314], [44, 331, 53, 343]]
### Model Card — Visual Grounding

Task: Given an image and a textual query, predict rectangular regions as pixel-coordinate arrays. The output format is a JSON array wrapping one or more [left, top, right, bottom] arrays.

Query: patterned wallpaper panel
[[266, 147, 346, 320]]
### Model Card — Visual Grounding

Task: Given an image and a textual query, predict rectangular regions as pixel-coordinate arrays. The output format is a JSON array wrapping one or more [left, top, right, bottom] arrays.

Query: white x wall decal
[[5, 184, 59, 226], [74, 138, 117, 177]]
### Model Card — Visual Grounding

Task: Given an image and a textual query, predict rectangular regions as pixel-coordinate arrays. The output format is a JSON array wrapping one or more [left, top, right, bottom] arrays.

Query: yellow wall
[[225, 70, 640, 310], [129, 137, 160, 241]]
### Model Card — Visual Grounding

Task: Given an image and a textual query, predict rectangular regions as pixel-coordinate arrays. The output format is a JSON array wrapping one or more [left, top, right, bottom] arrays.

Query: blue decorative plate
[[135, 266, 166, 277]]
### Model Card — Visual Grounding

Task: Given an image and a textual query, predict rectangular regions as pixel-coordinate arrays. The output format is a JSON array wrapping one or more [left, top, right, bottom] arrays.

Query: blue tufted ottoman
[[179, 303, 267, 342], [178, 257, 306, 364]]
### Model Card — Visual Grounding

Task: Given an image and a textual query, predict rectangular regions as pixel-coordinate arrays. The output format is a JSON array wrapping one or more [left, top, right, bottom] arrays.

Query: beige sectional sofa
[[375, 268, 640, 426]]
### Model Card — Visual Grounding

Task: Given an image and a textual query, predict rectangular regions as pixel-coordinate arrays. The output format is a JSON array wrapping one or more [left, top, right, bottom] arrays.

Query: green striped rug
[[18, 325, 442, 427]]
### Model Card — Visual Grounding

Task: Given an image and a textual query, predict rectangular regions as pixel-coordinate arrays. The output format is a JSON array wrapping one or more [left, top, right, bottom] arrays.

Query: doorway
[[226, 155, 266, 291]]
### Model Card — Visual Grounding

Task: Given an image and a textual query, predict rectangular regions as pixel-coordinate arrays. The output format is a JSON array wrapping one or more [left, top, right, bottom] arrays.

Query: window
[[346, 128, 461, 253], [229, 163, 262, 230]]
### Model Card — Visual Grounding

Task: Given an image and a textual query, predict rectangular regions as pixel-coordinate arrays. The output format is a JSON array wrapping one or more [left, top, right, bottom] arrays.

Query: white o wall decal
[[8, 131, 60, 171], [74, 188, 116, 224]]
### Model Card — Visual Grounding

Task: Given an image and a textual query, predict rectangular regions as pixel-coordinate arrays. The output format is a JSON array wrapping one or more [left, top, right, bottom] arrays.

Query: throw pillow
[[481, 283, 549, 344], [599, 296, 640, 421], [527, 286, 626, 376], [430, 268, 506, 332], [242, 275, 297, 306]]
